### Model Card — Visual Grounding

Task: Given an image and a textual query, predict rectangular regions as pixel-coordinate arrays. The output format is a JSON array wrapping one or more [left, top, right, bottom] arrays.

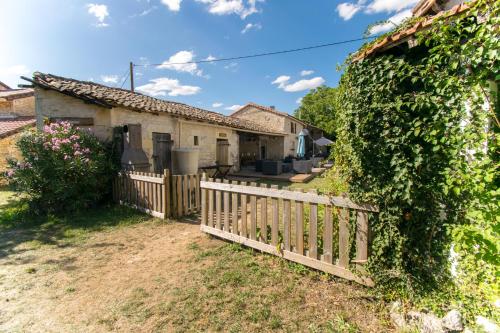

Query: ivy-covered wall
[[333, 0, 498, 323]]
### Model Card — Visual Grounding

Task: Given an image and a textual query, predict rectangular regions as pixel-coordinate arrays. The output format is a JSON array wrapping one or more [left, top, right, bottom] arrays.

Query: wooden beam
[[201, 181, 378, 212]]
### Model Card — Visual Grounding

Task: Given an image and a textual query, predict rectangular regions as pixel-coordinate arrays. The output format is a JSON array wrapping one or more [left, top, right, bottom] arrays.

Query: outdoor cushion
[[282, 163, 292, 173], [255, 159, 263, 172], [293, 159, 313, 174], [262, 160, 282, 175]]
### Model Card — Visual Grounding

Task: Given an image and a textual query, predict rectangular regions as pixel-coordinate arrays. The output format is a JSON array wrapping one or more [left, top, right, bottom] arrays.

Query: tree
[[294, 86, 339, 139]]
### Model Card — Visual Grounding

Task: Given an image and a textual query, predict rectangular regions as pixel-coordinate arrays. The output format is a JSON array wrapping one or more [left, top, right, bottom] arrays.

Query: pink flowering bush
[[4, 122, 117, 213]]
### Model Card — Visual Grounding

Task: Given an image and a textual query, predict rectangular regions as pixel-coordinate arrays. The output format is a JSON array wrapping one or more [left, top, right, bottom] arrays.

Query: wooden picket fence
[[171, 174, 201, 217], [200, 177, 379, 286], [112, 170, 201, 219]]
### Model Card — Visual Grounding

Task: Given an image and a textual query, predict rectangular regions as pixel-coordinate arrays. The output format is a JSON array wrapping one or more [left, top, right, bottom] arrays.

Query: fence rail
[[200, 177, 378, 286], [113, 169, 201, 219]]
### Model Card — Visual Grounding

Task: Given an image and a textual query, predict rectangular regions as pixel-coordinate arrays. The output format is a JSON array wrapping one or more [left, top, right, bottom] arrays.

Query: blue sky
[[0, 0, 417, 114]]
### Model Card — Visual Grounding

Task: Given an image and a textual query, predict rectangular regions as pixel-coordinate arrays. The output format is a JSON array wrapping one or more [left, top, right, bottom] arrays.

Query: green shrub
[[4, 121, 117, 213], [333, 0, 499, 323]]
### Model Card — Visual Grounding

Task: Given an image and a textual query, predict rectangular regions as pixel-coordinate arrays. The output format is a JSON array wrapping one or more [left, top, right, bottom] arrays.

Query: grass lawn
[[0, 185, 17, 207], [256, 170, 345, 195], [0, 187, 392, 332]]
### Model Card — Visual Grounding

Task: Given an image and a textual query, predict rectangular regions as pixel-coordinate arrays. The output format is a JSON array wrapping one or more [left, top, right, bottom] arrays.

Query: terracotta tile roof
[[0, 116, 36, 139], [231, 102, 323, 131], [353, 2, 471, 61], [0, 89, 34, 100], [27, 72, 283, 136], [0, 81, 11, 90]]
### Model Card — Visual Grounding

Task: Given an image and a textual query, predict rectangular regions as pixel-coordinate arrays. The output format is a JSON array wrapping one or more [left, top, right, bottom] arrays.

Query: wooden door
[[152, 133, 173, 173], [216, 139, 230, 165]]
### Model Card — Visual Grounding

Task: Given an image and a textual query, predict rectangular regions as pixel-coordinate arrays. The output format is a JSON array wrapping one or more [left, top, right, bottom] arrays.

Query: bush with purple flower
[[3, 121, 116, 213]]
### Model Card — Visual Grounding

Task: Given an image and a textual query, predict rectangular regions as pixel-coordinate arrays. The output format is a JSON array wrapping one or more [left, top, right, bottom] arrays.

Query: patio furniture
[[262, 160, 282, 175], [255, 159, 263, 172], [292, 159, 313, 174], [199, 164, 233, 179], [311, 156, 324, 168], [282, 162, 292, 173]]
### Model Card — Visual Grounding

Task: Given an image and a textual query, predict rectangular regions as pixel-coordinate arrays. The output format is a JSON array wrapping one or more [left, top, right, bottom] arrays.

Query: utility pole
[[129, 61, 134, 92]]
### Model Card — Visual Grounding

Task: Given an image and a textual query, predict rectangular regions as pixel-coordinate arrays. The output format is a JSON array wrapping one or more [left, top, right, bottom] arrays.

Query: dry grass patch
[[0, 188, 391, 332]]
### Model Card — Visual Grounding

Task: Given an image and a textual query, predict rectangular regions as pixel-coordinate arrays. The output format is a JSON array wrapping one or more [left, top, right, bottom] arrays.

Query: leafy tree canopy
[[294, 86, 339, 139]]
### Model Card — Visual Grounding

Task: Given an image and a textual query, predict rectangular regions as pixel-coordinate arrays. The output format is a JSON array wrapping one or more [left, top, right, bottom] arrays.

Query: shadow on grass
[[0, 192, 154, 261]]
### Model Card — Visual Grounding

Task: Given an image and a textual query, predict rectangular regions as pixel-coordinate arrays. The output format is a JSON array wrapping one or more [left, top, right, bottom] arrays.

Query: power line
[[119, 70, 130, 89], [133, 36, 377, 67]]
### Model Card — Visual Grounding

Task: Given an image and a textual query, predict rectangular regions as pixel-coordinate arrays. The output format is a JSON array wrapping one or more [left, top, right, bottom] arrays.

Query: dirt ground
[[0, 217, 393, 332]]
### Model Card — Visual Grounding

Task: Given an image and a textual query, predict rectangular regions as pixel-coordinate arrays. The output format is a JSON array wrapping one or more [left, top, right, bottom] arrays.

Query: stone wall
[[232, 106, 285, 133], [0, 96, 35, 117], [35, 88, 241, 173], [35, 88, 112, 140], [0, 132, 24, 184], [232, 106, 302, 158], [283, 117, 303, 157], [12, 96, 35, 116], [0, 101, 12, 115]]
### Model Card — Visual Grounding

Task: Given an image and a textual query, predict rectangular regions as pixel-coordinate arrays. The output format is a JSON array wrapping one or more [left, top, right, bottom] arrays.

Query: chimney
[[121, 124, 150, 171]]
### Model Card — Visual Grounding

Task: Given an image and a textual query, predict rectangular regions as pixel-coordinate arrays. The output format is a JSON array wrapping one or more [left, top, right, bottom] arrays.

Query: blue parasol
[[297, 129, 307, 158]]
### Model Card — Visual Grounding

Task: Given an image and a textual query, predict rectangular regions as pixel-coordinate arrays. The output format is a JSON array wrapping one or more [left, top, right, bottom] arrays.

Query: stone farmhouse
[[231, 103, 323, 163], [0, 81, 35, 177], [25, 72, 323, 174]]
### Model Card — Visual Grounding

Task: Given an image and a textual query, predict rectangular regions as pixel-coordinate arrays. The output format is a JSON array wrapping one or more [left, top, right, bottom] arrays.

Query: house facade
[[231, 103, 323, 162], [0, 81, 35, 179], [25, 73, 324, 175], [27, 73, 288, 174]]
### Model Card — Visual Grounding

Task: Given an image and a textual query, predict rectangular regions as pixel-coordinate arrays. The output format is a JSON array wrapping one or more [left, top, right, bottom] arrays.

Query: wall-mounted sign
[[217, 132, 228, 138]]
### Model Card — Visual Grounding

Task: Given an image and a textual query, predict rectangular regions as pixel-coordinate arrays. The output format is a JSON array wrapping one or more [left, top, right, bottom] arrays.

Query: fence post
[[338, 208, 350, 268], [201, 173, 208, 225], [355, 211, 369, 263], [163, 169, 170, 218]]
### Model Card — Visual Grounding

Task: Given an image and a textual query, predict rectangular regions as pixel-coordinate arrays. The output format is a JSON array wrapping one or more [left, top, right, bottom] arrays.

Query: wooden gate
[[152, 133, 172, 174], [113, 169, 201, 219], [171, 174, 201, 217], [199, 177, 379, 286], [113, 170, 170, 218]]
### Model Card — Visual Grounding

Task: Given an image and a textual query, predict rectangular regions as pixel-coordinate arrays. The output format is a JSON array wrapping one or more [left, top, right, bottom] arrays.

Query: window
[[194, 136, 199, 146], [290, 122, 296, 134]]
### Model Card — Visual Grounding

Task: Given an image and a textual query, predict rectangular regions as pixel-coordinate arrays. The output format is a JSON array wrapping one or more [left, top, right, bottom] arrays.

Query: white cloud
[[271, 75, 290, 88], [272, 75, 325, 92], [296, 97, 303, 104], [204, 55, 217, 62], [225, 104, 243, 111], [282, 77, 325, 92], [300, 70, 314, 76], [195, 0, 263, 19], [0, 64, 30, 88], [86, 3, 109, 27], [366, 0, 418, 13], [212, 102, 223, 108], [368, 9, 412, 34], [224, 62, 238, 72], [157, 50, 204, 77], [100, 75, 119, 84], [241, 22, 262, 34], [129, 5, 158, 18], [336, 2, 361, 20], [336, 0, 417, 21], [161, 0, 182, 11], [136, 77, 201, 96]]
